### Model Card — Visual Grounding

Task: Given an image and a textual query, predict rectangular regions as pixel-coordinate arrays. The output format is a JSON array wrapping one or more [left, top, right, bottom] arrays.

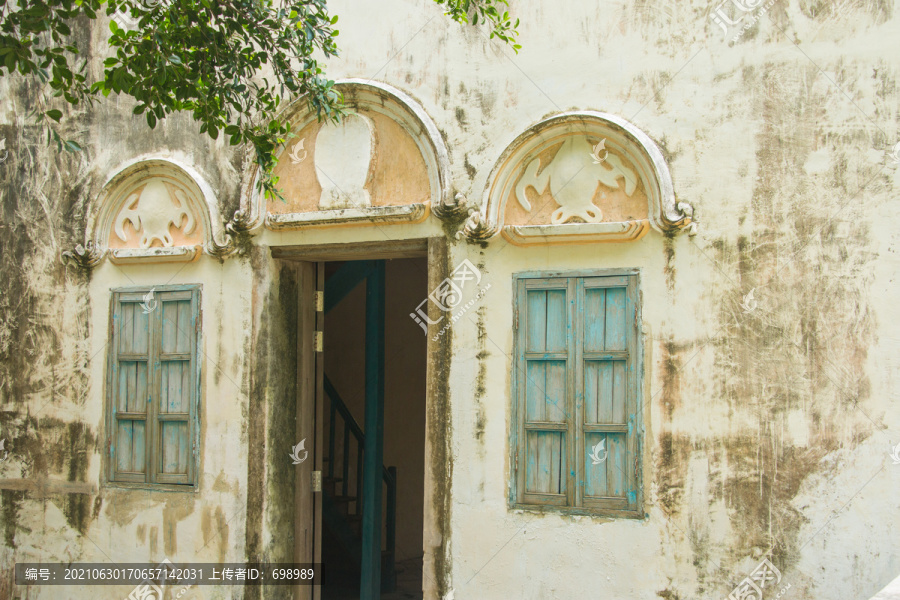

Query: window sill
[[104, 481, 198, 494], [509, 502, 645, 521]]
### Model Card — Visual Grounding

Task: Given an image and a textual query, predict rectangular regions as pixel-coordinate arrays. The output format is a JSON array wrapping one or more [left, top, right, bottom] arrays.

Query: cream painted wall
[[1, 0, 899, 599]]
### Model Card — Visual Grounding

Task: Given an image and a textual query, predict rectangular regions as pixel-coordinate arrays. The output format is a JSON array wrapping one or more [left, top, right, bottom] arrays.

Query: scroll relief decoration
[[458, 112, 695, 245], [514, 137, 637, 225], [63, 165, 223, 268], [113, 179, 197, 248]]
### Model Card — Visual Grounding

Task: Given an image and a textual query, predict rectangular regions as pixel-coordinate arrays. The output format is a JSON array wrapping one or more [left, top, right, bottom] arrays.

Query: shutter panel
[[155, 292, 194, 485], [580, 276, 637, 512], [518, 279, 572, 506], [108, 286, 199, 488], [111, 295, 151, 483], [513, 272, 641, 516]]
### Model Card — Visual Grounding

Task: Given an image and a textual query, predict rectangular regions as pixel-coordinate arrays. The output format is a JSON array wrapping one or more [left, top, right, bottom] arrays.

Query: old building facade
[[1, 1, 899, 599]]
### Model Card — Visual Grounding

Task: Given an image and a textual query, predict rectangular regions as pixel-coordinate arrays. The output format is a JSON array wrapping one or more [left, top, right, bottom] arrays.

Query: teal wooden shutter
[[155, 291, 196, 485], [109, 286, 199, 487], [578, 275, 639, 513], [110, 295, 151, 483], [516, 278, 575, 507]]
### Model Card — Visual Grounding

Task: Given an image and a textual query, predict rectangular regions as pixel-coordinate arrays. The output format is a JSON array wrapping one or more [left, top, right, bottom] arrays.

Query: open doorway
[[319, 257, 427, 600]]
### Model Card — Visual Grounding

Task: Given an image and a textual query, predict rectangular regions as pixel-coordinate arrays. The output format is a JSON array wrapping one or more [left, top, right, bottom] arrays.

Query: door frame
[[273, 236, 452, 600]]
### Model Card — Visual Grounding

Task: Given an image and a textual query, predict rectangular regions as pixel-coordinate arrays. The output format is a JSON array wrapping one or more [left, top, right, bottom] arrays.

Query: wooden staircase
[[322, 374, 397, 593]]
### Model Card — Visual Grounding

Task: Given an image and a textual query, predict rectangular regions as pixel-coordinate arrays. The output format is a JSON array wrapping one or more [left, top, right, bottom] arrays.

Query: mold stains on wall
[[0, 491, 24, 549], [104, 489, 146, 529], [717, 435, 823, 570], [201, 505, 229, 565], [244, 247, 272, 576], [656, 587, 684, 600], [797, 0, 891, 24], [0, 116, 97, 554], [658, 337, 686, 424], [427, 238, 453, 598], [263, 262, 299, 566], [656, 431, 691, 518], [0, 126, 91, 409], [463, 155, 477, 181], [149, 525, 158, 558], [693, 61, 880, 576], [663, 232, 676, 294], [474, 302, 488, 446], [6, 417, 98, 536], [243, 255, 302, 600], [162, 495, 196, 557], [455, 107, 468, 131]]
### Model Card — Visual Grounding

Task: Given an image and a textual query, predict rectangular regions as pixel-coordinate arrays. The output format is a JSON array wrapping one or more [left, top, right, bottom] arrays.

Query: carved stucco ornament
[[251, 80, 450, 231], [457, 111, 694, 245], [113, 179, 196, 248], [66, 159, 228, 266], [205, 207, 255, 257], [456, 208, 499, 242], [515, 137, 638, 224], [432, 192, 471, 221], [61, 241, 104, 269], [315, 113, 375, 211]]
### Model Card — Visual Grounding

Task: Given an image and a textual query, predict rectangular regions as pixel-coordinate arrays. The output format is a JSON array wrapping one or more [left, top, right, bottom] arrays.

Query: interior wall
[[324, 257, 428, 563]]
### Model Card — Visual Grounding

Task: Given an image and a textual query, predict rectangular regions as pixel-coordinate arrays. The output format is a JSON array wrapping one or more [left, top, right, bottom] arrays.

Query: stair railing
[[323, 375, 397, 589]]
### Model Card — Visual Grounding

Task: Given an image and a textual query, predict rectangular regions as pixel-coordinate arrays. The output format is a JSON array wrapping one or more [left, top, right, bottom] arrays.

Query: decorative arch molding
[[65, 158, 230, 267], [458, 111, 695, 245], [244, 79, 452, 231]]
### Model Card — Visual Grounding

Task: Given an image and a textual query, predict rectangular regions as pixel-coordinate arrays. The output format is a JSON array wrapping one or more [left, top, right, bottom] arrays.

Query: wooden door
[[295, 261, 324, 600]]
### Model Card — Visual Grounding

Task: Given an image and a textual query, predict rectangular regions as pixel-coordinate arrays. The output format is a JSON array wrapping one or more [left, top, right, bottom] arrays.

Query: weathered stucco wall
[[1, 0, 899, 598]]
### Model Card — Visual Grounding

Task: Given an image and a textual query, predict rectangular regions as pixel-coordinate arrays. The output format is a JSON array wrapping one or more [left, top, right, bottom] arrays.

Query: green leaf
[[46, 109, 63, 122]]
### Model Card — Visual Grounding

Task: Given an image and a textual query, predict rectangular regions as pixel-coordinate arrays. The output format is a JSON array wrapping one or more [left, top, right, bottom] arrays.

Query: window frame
[[105, 284, 202, 492], [509, 268, 643, 518]]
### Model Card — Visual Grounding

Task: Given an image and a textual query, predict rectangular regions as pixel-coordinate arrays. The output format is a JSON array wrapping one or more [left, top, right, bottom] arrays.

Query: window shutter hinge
[[315, 331, 323, 352], [311, 470, 322, 492], [315, 291, 324, 312]]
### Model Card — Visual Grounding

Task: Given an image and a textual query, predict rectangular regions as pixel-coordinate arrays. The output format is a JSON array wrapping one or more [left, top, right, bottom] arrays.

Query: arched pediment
[[73, 159, 222, 265], [259, 79, 450, 230], [460, 112, 693, 244]]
